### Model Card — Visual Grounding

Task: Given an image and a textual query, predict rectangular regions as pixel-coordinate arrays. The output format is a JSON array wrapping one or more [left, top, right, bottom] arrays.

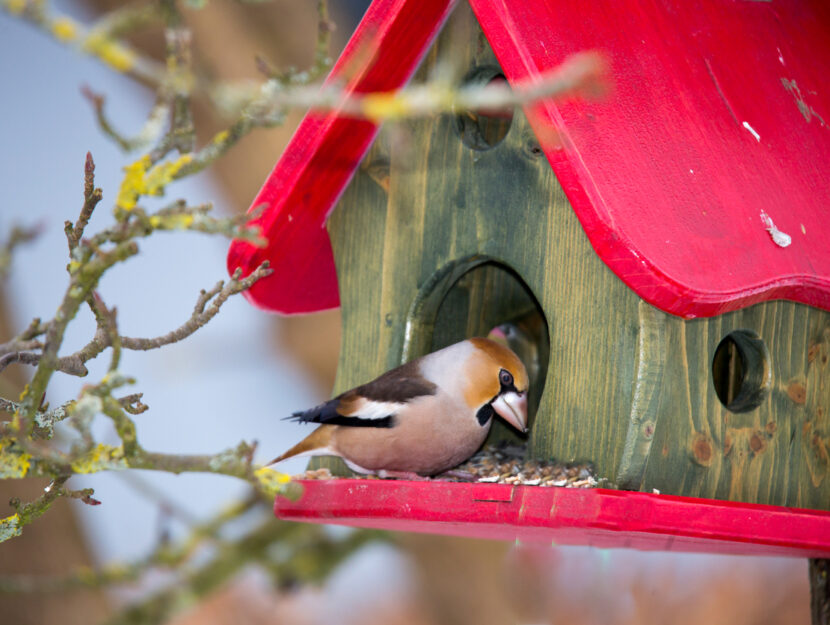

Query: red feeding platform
[[228, 0, 830, 318], [276, 480, 830, 557]]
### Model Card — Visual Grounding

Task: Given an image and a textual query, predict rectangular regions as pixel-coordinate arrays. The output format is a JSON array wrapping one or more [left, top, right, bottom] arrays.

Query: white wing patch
[[346, 399, 406, 420]]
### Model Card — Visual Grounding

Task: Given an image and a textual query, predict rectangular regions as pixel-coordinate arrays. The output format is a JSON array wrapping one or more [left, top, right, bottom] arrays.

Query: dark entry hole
[[711, 330, 770, 413], [429, 262, 549, 440], [455, 67, 513, 150]]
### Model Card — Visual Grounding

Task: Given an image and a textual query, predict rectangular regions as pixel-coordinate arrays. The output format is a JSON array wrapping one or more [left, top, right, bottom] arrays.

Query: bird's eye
[[499, 369, 513, 387]]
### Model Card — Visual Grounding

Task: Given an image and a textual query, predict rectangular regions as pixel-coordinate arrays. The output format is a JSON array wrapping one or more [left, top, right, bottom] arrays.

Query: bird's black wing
[[285, 396, 397, 428], [285, 359, 437, 429]]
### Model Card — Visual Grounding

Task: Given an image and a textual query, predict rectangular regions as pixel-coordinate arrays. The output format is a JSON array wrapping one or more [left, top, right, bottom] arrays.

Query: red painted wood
[[471, 0, 830, 317], [226, 0, 456, 314], [230, 0, 830, 318], [275, 480, 830, 557]]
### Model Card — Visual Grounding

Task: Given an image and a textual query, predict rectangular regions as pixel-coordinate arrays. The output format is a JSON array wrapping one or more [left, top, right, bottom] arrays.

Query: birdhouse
[[228, 0, 830, 553]]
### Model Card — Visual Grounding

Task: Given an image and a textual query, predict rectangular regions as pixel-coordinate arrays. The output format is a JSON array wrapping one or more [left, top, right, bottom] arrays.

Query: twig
[[64, 152, 103, 253], [81, 88, 170, 153], [314, 0, 334, 79], [3, 0, 166, 87], [0, 398, 75, 438], [150, 23, 196, 161], [99, 517, 380, 625], [0, 352, 41, 374], [263, 49, 607, 122], [117, 393, 148, 415], [0, 495, 263, 593], [0, 263, 270, 383], [1, 475, 99, 541], [15, 238, 139, 433], [0, 318, 47, 357], [121, 264, 271, 351]]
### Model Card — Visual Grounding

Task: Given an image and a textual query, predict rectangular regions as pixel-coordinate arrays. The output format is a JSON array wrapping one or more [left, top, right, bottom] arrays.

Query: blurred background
[[0, 1, 812, 623]]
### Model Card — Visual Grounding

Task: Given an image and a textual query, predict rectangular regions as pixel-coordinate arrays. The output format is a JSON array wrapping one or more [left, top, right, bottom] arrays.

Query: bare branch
[[1, 397, 75, 440], [0, 259, 268, 383], [64, 152, 103, 253], [0, 318, 46, 359], [4, 0, 165, 87], [118, 393, 148, 415], [1, 476, 70, 541], [150, 23, 196, 161], [314, 0, 334, 79], [254, 0, 332, 85], [81, 87, 170, 153], [15, 238, 139, 435], [0, 495, 260, 593], [0, 352, 41, 374], [121, 263, 272, 351]]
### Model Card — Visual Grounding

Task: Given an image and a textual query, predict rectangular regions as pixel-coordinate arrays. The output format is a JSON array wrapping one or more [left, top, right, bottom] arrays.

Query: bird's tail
[[266, 425, 335, 465]]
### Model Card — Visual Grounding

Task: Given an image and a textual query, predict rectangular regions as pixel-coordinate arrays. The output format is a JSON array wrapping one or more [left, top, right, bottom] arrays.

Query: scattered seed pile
[[299, 468, 336, 480], [451, 443, 598, 487], [295, 443, 599, 488]]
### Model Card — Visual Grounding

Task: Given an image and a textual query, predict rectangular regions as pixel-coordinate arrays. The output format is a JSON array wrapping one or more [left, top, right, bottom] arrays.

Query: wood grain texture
[[617, 301, 669, 490], [326, 5, 639, 479], [641, 303, 830, 510]]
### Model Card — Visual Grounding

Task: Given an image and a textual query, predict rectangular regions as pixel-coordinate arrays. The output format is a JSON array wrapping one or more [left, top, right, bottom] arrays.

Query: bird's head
[[465, 338, 530, 433]]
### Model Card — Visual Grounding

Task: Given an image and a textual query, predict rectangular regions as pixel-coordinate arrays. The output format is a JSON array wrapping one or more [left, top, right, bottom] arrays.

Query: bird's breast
[[331, 393, 491, 476]]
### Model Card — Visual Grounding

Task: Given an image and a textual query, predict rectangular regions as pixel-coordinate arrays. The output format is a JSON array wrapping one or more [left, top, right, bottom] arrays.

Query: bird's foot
[[377, 470, 430, 481]]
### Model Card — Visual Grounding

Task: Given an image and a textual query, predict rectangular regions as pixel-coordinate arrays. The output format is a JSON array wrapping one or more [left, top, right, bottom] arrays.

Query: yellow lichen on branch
[[211, 130, 230, 146], [51, 17, 78, 42], [82, 30, 136, 73], [360, 85, 455, 121], [0, 439, 31, 479], [116, 154, 193, 210], [253, 466, 291, 497], [0, 514, 22, 542], [70, 443, 127, 474], [148, 214, 195, 230]]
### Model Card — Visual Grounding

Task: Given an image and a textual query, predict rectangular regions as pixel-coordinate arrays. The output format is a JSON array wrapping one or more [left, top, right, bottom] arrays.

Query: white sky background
[[0, 1, 809, 617], [0, 2, 323, 563]]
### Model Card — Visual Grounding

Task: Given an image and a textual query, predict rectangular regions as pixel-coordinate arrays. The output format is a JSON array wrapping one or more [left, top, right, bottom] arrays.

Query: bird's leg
[[434, 469, 477, 481], [377, 470, 430, 481]]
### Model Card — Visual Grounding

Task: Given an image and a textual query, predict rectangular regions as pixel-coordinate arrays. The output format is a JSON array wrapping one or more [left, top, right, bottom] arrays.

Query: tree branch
[[64, 152, 103, 253], [0, 263, 271, 384], [121, 264, 271, 351], [83, 86, 171, 154]]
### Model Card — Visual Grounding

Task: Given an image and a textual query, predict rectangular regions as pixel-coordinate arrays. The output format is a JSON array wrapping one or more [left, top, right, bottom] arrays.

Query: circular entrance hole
[[455, 67, 513, 150], [711, 330, 770, 412]]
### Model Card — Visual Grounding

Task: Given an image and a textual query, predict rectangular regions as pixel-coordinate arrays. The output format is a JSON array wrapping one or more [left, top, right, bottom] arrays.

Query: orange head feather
[[464, 337, 529, 409]]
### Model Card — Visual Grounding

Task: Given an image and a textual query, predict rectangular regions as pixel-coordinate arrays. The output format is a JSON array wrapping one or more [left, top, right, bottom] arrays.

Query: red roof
[[228, 0, 830, 318]]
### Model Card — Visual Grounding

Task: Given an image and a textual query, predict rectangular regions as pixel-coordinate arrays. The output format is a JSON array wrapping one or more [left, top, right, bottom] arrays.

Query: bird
[[269, 337, 529, 479]]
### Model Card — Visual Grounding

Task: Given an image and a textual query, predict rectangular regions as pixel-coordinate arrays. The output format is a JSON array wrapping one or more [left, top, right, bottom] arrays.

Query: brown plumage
[[270, 338, 529, 477]]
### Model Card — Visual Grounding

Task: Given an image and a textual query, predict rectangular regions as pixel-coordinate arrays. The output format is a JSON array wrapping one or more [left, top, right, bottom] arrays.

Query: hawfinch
[[269, 338, 529, 478]]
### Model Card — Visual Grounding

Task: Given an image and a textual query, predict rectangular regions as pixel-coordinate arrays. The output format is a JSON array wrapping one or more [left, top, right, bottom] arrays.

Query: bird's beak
[[491, 391, 528, 433]]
